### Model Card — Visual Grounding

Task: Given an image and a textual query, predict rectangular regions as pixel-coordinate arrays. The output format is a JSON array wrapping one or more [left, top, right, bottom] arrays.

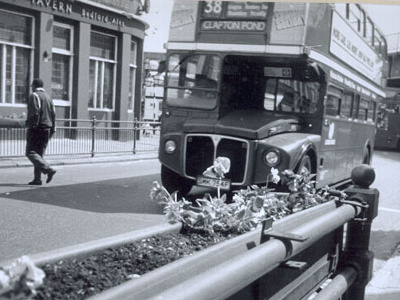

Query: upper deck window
[[365, 18, 373, 44], [348, 4, 364, 34], [166, 54, 221, 109], [374, 29, 387, 58]]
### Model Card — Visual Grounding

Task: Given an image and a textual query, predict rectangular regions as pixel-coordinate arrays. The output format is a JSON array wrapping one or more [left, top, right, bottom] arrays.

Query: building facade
[[0, 0, 149, 123]]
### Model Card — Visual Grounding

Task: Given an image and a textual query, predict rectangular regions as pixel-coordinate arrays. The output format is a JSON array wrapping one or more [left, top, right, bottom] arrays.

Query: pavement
[[0, 152, 159, 169], [1, 152, 399, 299]]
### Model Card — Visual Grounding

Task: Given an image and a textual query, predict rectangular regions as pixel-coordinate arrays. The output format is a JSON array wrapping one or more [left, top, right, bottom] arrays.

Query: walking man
[[25, 78, 57, 185]]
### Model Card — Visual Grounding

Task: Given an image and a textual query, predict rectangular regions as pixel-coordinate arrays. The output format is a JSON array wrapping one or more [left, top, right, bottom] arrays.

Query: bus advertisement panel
[[160, 1, 387, 196]]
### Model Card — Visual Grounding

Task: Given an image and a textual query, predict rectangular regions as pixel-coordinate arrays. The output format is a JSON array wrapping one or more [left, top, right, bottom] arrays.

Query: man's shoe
[[29, 180, 42, 186], [46, 169, 57, 183]]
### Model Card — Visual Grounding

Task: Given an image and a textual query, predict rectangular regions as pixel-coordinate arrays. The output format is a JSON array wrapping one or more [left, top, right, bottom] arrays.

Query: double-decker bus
[[159, 1, 388, 196], [375, 106, 400, 150]]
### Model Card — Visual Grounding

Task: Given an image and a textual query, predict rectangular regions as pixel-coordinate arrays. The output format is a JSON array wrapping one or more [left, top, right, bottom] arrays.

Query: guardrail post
[[132, 118, 137, 154], [91, 116, 96, 157], [341, 164, 379, 300]]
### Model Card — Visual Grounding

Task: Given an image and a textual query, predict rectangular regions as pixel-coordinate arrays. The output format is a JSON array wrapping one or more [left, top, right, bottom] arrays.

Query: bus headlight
[[164, 140, 177, 154], [264, 149, 281, 166]]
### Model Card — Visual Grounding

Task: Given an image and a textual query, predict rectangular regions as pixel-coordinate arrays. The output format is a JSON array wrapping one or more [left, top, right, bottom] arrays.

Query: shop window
[[52, 23, 73, 103], [89, 31, 116, 110], [0, 10, 33, 105], [128, 40, 137, 112]]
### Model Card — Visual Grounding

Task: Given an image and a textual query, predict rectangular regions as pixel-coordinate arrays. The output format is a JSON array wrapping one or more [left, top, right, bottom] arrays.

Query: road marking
[[379, 207, 400, 213]]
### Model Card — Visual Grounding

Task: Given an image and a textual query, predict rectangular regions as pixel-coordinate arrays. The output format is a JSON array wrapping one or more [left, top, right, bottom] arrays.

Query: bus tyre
[[363, 150, 371, 165], [161, 165, 193, 198], [297, 155, 312, 175]]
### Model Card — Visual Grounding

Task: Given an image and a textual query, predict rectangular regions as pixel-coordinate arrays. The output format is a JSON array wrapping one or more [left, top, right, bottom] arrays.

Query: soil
[[32, 230, 236, 300]]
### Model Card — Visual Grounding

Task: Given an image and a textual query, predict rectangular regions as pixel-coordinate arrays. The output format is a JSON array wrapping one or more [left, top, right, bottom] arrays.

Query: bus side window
[[352, 95, 360, 119], [359, 99, 369, 121], [340, 93, 353, 119], [368, 101, 376, 122], [325, 95, 340, 116]]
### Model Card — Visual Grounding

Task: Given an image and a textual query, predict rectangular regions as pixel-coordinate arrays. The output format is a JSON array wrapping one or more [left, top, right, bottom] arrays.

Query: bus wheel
[[297, 155, 312, 175], [161, 165, 193, 197]]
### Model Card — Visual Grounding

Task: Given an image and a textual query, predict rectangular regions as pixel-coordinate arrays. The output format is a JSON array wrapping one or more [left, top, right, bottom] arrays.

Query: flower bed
[[33, 231, 235, 300], [0, 158, 345, 300]]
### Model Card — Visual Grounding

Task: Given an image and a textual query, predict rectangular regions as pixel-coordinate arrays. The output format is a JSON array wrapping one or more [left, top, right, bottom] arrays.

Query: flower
[[270, 167, 280, 184], [0, 255, 45, 297], [202, 157, 231, 179], [213, 157, 231, 178], [149, 181, 163, 201]]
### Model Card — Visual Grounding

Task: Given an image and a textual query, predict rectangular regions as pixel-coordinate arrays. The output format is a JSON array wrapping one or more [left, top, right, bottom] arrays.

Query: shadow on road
[[374, 149, 400, 160], [0, 174, 165, 215]]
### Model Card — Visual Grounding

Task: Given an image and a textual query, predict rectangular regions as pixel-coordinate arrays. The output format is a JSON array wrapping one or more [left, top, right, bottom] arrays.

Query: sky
[[141, 0, 400, 53]]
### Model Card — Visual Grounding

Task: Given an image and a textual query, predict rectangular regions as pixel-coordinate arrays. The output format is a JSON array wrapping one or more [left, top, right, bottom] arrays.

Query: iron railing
[[0, 118, 160, 157]]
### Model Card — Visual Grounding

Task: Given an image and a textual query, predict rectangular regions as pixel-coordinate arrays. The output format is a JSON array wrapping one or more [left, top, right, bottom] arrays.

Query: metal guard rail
[[145, 202, 360, 300], [0, 117, 161, 157], [96, 165, 377, 300]]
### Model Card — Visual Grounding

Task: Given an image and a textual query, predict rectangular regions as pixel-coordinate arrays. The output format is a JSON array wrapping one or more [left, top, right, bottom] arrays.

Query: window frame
[[88, 30, 117, 111], [340, 92, 354, 119], [348, 4, 364, 35], [0, 9, 34, 107], [325, 85, 343, 117], [358, 98, 369, 122], [51, 22, 74, 107], [128, 40, 137, 113]]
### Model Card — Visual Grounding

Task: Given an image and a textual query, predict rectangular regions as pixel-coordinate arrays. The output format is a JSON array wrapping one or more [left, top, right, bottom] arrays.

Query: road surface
[[0, 151, 399, 268]]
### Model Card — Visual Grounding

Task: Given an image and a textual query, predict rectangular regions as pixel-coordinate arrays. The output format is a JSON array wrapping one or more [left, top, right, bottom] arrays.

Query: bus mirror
[[158, 61, 166, 74]]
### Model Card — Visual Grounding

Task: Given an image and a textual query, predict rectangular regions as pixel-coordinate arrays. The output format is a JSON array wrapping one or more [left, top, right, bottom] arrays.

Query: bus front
[[159, 1, 328, 195]]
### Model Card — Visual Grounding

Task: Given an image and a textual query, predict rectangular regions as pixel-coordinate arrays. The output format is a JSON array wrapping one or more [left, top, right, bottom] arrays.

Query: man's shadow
[[0, 174, 164, 215]]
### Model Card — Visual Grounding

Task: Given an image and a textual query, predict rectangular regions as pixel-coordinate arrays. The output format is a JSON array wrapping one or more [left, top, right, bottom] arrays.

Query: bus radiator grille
[[185, 135, 247, 184]]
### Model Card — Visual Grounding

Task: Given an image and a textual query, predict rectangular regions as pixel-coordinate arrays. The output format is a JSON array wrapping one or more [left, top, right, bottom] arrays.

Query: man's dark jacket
[[26, 88, 56, 132]]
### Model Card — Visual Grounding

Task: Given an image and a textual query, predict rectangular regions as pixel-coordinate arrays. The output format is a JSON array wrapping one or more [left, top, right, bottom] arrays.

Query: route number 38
[[203, 1, 223, 15]]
